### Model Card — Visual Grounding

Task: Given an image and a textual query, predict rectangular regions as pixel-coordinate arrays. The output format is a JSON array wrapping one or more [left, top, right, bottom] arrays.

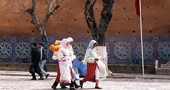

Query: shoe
[[61, 86, 67, 89], [73, 81, 80, 89], [80, 80, 83, 88], [51, 85, 56, 90], [95, 86, 102, 89], [79, 75, 85, 78], [75, 85, 80, 89], [30, 78, 36, 80], [46, 74, 49, 79], [70, 88, 76, 90], [39, 78, 44, 80], [51, 82, 58, 90]]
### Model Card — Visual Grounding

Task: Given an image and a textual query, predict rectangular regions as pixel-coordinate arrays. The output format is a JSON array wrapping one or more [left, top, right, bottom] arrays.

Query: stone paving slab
[[0, 75, 170, 90], [1, 71, 170, 80]]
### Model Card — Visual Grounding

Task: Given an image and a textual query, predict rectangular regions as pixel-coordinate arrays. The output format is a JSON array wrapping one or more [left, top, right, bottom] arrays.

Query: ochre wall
[[0, 0, 170, 37]]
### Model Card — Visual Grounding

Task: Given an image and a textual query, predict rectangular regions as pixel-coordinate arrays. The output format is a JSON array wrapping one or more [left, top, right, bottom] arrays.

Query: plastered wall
[[0, 0, 170, 36], [0, 0, 170, 64]]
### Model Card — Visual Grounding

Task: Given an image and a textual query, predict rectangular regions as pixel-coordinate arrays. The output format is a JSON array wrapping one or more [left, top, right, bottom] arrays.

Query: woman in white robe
[[80, 40, 107, 89], [67, 37, 80, 88], [60, 37, 80, 89], [51, 38, 76, 90], [57, 39, 72, 83]]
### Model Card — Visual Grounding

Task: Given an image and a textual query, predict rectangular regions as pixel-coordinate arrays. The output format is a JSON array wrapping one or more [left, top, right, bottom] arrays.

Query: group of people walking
[[51, 37, 107, 90], [30, 42, 49, 80], [30, 37, 107, 90]]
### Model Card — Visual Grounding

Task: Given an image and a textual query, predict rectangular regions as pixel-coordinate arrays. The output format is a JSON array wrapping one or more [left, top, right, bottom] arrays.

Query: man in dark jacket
[[30, 43, 44, 80]]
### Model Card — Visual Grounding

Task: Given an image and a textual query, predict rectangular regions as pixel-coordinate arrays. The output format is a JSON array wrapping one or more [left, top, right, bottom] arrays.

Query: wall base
[[0, 63, 155, 74]]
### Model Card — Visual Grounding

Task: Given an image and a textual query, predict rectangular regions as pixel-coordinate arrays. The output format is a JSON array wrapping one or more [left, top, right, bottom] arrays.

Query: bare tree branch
[[98, 0, 115, 34], [54, 0, 72, 14], [84, 0, 115, 45], [42, 0, 57, 29], [84, 0, 97, 40], [42, 0, 72, 28], [26, 0, 43, 35], [16, 0, 27, 10], [9, 0, 71, 43], [9, 0, 28, 12], [42, 0, 54, 28]]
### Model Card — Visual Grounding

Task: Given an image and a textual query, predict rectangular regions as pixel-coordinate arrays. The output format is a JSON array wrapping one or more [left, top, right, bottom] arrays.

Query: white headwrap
[[67, 37, 73, 42], [88, 40, 97, 49], [60, 38, 69, 48]]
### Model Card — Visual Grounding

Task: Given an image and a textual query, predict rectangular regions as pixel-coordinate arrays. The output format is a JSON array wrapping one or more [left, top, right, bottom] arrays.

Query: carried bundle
[[49, 40, 61, 60]]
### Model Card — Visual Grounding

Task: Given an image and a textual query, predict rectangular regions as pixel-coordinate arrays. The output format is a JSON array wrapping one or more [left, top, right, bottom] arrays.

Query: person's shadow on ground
[[35, 88, 97, 90]]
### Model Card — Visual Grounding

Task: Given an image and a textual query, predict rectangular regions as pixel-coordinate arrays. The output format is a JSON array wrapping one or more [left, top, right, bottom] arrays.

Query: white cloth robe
[[83, 48, 107, 80], [52, 52, 58, 60], [68, 45, 76, 61], [68, 45, 80, 80], [57, 47, 73, 83]]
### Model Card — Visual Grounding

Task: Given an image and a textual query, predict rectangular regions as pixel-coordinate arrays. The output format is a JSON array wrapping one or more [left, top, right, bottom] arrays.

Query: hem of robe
[[82, 63, 97, 82]]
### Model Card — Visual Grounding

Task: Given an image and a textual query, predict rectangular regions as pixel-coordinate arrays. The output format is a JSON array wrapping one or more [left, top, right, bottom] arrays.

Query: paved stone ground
[[0, 71, 170, 90]]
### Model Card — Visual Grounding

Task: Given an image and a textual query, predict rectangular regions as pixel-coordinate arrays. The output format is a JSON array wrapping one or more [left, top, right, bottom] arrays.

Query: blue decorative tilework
[[0, 35, 169, 65], [158, 42, 170, 59], [114, 42, 131, 59], [135, 42, 153, 59], [15, 42, 30, 58], [0, 42, 12, 58]]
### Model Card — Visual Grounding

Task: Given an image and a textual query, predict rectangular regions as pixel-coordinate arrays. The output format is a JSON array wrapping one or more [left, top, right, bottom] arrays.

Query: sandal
[[95, 86, 102, 89]]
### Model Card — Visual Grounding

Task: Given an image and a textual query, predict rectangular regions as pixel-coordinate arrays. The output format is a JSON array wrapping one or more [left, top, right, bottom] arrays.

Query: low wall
[[108, 64, 155, 74], [0, 63, 58, 72], [155, 68, 170, 75], [0, 63, 155, 74]]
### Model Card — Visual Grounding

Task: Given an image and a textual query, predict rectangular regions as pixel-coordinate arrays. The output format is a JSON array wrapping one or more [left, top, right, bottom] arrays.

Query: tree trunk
[[97, 33, 105, 46], [96, 46, 113, 76], [97, 0, 115, 46], [84, 0, 115, 46], [41, 34, 48, 45], [84, 0, 115, 76]]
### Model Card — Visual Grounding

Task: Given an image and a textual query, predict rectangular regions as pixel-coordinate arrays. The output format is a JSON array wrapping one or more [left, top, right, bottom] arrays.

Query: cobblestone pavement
[[0, 71, 170, 90]]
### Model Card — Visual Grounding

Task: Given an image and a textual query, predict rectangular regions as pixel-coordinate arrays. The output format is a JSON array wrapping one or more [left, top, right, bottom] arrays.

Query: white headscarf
[[67, 37, 73, 42], [88, 40, 97, 49], [60, 38, 69, 48]]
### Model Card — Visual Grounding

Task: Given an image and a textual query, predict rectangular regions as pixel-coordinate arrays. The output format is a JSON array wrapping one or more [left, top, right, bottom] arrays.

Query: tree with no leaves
[[84, 0, 115, 75], [9, 0, 71, 44], [84, 0, 115, 46]]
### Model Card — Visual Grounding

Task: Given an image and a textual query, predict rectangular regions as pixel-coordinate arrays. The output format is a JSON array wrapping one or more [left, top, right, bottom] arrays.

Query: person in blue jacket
[[38, 43, 49, 79]]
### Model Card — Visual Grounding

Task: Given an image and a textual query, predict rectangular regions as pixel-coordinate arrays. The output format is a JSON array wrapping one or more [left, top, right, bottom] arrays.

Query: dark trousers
[[31, 65, 42, 79]]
